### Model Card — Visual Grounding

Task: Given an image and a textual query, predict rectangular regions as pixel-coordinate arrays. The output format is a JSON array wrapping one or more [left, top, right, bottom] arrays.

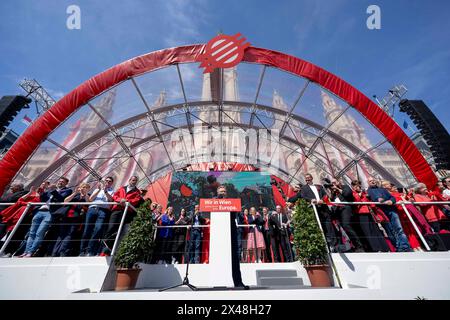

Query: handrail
[[1, 200, 448, 207], [311, 204, 343, 288], [327, 201, 450, 205], [152, 224, 258, 228], [0, 201, 127, 206], [1, 199, 448, 259], [0, 201, 136, 257], [154, 225, 210, 228]]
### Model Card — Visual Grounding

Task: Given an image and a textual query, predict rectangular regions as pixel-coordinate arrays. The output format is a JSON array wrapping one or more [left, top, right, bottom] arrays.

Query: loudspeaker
[[399, 99, 450, 170], [0, 95, 32, 133]]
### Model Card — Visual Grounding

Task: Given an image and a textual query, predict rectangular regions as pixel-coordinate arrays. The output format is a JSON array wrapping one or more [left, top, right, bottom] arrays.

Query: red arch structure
[[0, 45, 437, 193]]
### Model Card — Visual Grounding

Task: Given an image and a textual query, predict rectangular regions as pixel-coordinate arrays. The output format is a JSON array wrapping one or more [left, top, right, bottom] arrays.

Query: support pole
[[111, 202, 130, 257], [0, 204, 32, 256], [311, 203, 343, 288], [401, 203, 431, 251]]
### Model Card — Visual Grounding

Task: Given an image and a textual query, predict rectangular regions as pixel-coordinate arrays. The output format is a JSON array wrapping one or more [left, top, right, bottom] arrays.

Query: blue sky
[[1, 0, 449, 135]]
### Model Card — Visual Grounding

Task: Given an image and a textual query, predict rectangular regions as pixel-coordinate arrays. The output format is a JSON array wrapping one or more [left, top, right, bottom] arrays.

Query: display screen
[[167, 171, 276, 216]]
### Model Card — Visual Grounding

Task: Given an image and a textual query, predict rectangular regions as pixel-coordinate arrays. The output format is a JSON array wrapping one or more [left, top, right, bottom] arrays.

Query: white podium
[[207, 211, 234, 287]]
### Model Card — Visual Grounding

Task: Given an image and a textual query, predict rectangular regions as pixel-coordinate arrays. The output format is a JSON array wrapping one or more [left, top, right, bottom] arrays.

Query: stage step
[[256, 269, 298, 278], [256, 269, 304, 288], [258, 276, 304, 287]]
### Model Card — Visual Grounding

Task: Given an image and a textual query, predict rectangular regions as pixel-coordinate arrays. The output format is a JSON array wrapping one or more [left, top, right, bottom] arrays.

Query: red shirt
[[111, 186, 143, 212], [352, 190, 370, 214]]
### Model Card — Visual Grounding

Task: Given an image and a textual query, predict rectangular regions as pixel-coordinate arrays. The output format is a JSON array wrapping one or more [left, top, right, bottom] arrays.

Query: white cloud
[[162, 0, 210, 47], [46, 88, 65, 101]]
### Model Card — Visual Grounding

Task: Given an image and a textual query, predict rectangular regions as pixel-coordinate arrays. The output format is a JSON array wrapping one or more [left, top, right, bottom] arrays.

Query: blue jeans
[[25, 210, 52, 254], [79, 207, 109, 255], [385, 210, 412, 252], [189, 228, 202, 264]]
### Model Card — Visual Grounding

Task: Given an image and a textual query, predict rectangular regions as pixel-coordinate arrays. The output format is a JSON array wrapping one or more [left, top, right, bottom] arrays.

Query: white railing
[[0, 201, 137, 257], [309, 200, 449, 288], [1, 199, 448, 263], [327, 200, 450, 252]]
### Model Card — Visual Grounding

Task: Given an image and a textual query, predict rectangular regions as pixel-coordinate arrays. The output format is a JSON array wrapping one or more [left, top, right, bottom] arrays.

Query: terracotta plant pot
[[115, 268, 141, 291], [305, 265, 332, 287]]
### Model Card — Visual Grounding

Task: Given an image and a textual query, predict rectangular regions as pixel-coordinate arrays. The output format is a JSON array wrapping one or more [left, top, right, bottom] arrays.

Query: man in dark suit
[[330, 179, 364, 252], [22, 177, 73, 257], [300, 173, 338, 252], [217, 185, 248, 289], [268, 205, 292, 262], [261, 207, 272, 262], [187, 204, 206, 264]]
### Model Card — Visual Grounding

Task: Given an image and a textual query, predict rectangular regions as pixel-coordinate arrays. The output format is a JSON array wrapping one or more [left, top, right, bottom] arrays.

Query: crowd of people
[[283, 174, 450, 254], [0, 173, 450, 260], [0, 176, 145, 257]]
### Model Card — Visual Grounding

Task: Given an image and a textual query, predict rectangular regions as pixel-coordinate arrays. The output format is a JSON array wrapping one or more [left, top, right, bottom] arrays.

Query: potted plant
[[113, 199, 154, 291], [292, 199, 332, 287]]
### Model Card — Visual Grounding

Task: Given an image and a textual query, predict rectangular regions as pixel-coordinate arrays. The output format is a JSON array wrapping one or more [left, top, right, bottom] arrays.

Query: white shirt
[[39, 195, 52, 211], [39, 188, 62, 211], [443, 189, 450, 200], [193, 214, 200, 227], [309, 184, 321, 201], [90, 187, 114, 208], [126, 185, 136, 193]]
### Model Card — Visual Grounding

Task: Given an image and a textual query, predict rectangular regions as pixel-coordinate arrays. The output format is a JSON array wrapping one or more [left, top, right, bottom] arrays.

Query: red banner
[[199, 198, 242, 212]]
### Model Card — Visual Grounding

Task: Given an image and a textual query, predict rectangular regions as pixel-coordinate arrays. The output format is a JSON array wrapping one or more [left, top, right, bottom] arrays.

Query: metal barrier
[[0, 201, 136, 257], [152, 224, 210, 264], [327, 200, 450, 252], [1, 200, 449, 261]]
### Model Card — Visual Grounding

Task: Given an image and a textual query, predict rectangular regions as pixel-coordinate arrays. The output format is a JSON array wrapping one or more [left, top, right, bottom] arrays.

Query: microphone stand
[[159, 210, 198, 292]]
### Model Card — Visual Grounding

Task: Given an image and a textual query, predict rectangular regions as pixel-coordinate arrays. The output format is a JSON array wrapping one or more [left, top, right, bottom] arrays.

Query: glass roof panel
[[321, 136, 357, 174], [257, 66, 308, 112], [234, 63, 263, 103], [9, 59, 421, 192], [45, 158, 78, 187], [189, 103, 219, 126], [133, 66, 184, 108], [96, 156, 138, 188], [292, 83, 330, 127], [59, 163, 93, 189], [46, 104, 107, 150], [11, 140, 67, 186], [88, 80, 147, 126], [134, 139, 174, 179], [178, 63, 204, 102], [325, 100, 386, 153], [364, 140, 417, 187], [283, 119, 321, 148]]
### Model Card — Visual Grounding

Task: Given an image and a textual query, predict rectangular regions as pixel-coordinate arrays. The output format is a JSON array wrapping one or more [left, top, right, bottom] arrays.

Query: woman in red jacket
[[0, 183, 47, 240], [0, 182, 49, 256], [414, 183, 449, 233]]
